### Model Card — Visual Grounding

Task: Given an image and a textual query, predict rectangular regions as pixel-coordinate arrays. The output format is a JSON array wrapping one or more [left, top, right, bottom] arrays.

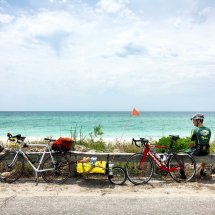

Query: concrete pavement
[[1, 195, 215, 215]]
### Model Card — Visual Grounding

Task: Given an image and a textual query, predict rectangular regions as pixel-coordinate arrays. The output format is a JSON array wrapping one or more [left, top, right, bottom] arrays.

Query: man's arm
[[190, 129, 195, 149]]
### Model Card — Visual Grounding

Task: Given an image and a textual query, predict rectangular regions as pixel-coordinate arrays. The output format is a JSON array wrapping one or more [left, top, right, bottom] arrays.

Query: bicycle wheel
[[108, 166, 127, 185], [126, 153, 153, 185], [168, 152, 196, 183], [0, 152, 24, 183], [41, 153, 71, 184]]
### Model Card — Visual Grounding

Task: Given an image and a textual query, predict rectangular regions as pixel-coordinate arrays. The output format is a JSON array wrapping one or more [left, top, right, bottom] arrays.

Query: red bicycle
[[126, 135, 196, 185]]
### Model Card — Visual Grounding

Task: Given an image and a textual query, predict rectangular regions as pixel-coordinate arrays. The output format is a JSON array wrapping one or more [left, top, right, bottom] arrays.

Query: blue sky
[[0, 0, 215, 111]]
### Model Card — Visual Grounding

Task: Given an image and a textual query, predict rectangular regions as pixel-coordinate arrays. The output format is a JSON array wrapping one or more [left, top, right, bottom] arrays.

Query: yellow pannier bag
[[77, 161, 106, 174]]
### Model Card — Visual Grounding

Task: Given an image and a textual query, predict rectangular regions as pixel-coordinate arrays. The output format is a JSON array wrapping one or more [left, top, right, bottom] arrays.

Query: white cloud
[[174, 18, 181, 29], [199, 7, 210, 17], [113, 28, 146, 46], [0, 13, 14, 23], [119, 8, 132, 17], [0, 1, 215, 111], [96, 0, 129, 13], [0, 0, 9, 6], [102, 28, 148, 58], [192, 7, 210, 24], [1, 11, 76, 45]]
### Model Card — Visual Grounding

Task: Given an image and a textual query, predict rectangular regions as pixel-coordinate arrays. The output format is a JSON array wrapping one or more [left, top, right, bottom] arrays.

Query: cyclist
[[180, 113, 211, 179]]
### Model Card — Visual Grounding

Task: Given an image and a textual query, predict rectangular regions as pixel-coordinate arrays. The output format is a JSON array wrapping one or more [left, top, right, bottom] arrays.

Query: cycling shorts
[[185, 148, 209, 156], [192, 149, 209, 156]]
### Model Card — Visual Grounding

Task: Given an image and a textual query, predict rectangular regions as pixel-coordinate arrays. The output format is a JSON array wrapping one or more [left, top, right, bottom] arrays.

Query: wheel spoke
[[41, 154, 71, 184], [169, 152, 196, 183], [108, 166, 126, 185], [126, 154, 153, 185], [0, 152, 24, 183]]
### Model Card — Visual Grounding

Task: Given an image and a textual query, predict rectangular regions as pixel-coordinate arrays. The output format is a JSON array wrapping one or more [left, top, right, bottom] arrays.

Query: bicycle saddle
[[169, 135, 179, 141]]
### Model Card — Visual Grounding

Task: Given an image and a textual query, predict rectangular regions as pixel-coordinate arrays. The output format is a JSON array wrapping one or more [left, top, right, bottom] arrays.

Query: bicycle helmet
[[190, 113, 204, 126], [190, 113, 204, 121]]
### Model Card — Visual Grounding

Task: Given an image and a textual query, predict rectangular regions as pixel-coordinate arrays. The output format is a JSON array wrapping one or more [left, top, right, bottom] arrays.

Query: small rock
[[74, 145, 102, 153], [74, 145, 90, 152], [1, 169, 16, 177], [4, 147, 12, 152], [105, 149, 113, 153]]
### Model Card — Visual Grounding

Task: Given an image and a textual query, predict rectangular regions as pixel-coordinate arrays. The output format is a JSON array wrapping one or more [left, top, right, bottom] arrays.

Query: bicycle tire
[[41, 153, 72, 184], [108, 166, 127, 185], [0, 152, 24, 183], [126, 153, 153, 185], [168, 152, 196, 183]]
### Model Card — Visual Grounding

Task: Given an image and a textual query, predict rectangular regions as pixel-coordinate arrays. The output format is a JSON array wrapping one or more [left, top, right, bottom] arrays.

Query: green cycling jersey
[[190, 126, 211, 152]]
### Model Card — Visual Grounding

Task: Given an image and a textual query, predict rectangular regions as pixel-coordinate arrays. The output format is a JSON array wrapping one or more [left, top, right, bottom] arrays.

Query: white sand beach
[[0, 137, 160, 145]]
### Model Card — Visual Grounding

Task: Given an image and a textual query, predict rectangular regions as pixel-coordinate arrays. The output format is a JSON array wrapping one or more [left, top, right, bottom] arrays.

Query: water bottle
[[154, 152, 166, 165], [154, 152, 161, 160], [163, 153, 167, 164], [109, 161, 113, 175]]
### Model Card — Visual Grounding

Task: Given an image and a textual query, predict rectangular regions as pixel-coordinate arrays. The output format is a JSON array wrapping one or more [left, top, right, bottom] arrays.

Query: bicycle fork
[[8, 152, 19, 168]]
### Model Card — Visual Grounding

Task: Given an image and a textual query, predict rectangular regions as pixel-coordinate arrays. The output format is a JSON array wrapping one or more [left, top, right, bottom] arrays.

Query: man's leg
[[191, 150, 207, 177], [200, 163, 206, 177], [201, 163, 206, 170], [177, 149, 194, 179]]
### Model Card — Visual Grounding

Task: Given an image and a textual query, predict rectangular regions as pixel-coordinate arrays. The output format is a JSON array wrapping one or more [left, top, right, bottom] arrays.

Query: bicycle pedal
[[0, 175, 6, 181]]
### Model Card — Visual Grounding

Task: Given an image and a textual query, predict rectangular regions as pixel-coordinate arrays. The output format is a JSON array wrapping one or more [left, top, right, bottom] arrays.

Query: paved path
[[1, 195, 215, 215]]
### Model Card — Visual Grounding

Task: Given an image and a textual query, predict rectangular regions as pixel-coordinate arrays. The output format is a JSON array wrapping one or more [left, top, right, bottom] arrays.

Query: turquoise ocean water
[[0, 111, 214, 140]]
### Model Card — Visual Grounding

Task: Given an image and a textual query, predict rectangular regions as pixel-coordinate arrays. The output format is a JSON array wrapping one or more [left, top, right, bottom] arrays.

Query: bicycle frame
[[141, 144, 183, 172], [8, 140, 56, 173]]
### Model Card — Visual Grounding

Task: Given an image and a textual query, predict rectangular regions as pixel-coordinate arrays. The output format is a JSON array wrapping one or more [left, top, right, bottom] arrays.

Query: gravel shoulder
[[1, 176, 215, 198]]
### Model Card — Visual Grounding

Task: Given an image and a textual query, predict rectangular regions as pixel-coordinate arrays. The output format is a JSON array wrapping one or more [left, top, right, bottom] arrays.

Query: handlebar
[[7, 133, 26, 140], [44, 138, 56, 142], [132, 138, 149, 148], [7, 133, 26, 147]]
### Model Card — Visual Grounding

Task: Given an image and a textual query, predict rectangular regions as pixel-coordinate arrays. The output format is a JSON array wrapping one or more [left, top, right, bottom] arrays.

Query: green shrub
[[114, 162, 126, 169], [71, 124, 106, 151], [209, 140, 215, 154], [89, 125, 104, 140], [154, 136, 215, 154], [153, 136, 190, 153], [75, 139, 106, 152]]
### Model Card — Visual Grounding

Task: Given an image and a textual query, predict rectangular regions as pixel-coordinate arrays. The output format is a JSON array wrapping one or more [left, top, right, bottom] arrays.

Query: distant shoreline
[[0, 110, 215, 113], [0, 137, 161, 144]]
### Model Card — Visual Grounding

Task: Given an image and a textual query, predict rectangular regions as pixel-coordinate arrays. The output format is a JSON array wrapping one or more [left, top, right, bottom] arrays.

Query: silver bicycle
[[0, 133, 72, 184]]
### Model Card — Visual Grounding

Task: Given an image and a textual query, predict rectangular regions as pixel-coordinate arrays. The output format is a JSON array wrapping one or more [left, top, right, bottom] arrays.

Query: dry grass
[[1, 138, 215, 154]]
